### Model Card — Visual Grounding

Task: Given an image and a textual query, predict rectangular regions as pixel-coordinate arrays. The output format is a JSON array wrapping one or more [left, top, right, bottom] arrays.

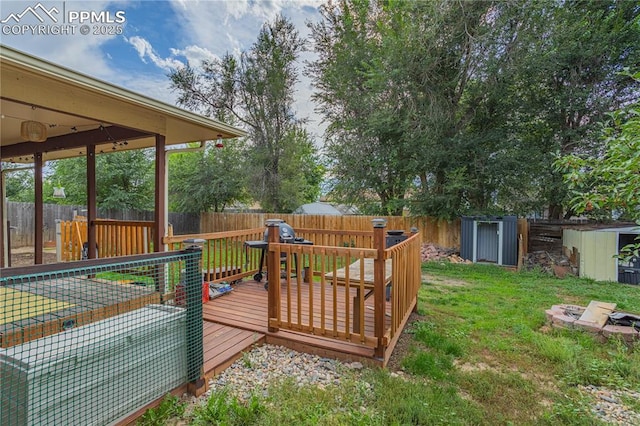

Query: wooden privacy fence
[[57, 217, 154, 261], [5, 201, 199, 248], [201, 212, 461, 248], [202, 213, 529, 255]]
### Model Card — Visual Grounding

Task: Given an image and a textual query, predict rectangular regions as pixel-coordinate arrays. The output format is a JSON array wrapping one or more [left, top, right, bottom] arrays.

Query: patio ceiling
[[0, 45, 246, 163]]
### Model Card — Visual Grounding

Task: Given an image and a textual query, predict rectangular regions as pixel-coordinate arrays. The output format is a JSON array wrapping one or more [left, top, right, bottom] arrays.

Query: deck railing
[[266, 220, 421, 360], [163, 227, 265, 284], [57, 217, 154, 261], [385, 231, 422, 362], [267, 242, 380, 346], [132, 220, 418, 360], [293, 228, 375, 249]]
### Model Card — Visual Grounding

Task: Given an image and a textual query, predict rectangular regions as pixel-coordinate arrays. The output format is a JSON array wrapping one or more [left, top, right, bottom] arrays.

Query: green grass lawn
[[142, 262, 640, 425]]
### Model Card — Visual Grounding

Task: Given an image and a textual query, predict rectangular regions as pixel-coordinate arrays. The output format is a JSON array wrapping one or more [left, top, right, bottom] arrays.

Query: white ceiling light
[[20, 120, 47, 142]]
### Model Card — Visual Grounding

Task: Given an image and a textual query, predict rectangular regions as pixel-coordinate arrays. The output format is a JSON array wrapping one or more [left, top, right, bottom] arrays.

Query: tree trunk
[[548, 203, 563, 220]]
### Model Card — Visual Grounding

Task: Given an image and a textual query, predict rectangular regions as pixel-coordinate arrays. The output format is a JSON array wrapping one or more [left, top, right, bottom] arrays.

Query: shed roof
[[0, 45, 246, 163], [294, 202, 344, 215], [594, 226, 640, 234]]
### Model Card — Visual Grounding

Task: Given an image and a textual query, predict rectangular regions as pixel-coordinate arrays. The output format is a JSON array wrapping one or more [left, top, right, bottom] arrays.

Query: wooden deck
[[201, 277, 393, 374], [202, 321, 265, 380]]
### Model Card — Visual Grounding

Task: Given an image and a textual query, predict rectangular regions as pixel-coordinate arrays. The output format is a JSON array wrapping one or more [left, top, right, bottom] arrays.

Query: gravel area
[[185, 343, 640, 425], [197, 344, 365, 404], [579, 385, 640, 425]]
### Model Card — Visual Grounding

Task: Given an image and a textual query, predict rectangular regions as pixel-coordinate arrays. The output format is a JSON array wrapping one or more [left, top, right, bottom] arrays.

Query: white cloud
[[126, 35, 185, 70], [170, 45, 218, 67], [119, 73, 178, 105], [1, 0, 327, 140]]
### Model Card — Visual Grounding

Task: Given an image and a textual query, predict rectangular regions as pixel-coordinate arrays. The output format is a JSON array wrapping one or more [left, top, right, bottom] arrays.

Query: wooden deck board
[[202, 279, 389, 365], [202, 321, 265, 379]]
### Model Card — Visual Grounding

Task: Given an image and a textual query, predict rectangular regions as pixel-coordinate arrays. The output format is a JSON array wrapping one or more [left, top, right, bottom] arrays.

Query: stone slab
[[578, 301, 617, 327]]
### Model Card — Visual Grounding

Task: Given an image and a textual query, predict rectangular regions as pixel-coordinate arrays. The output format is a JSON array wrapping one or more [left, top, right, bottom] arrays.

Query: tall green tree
[[170, 14, 322, 212], [557, 73, 640, 222], [47, 150, 154, 210], [502, 1, 640, 218], [1, 164, 35, 202], [308, 0, 496, 217], [309, 0, 639, 219], [168, 141, 249, 213]]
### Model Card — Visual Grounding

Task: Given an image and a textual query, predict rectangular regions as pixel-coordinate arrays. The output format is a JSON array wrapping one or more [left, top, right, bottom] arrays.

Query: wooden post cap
[[372, 218, 387, 228]]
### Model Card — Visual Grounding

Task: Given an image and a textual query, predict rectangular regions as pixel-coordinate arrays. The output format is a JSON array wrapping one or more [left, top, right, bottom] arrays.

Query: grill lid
[[263, 222, 295, 242]]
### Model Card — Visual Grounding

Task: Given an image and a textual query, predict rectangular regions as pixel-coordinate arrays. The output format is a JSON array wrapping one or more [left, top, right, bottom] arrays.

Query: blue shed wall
[[501, 216, 518, 266], [460, 217, 475, 261], [460, 215, 518, 266]]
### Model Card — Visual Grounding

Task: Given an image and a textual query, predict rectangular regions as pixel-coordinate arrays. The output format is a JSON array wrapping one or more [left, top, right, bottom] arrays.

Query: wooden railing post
[[372, 218, 387, 359], [411, 227, 420, 313], [266, 219, 282, 332]]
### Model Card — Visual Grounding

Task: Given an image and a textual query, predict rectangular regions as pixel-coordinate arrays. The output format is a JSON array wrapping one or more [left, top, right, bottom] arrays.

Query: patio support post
[[183, 244, 207, 396], [266, 219, 282, 332], [87, 146, 97, 259], [0, 163, 4, 268], [34, 152, 43, 264], [154, 134, 167, 296], [372, 218, 387, 359], [154, 134, 166, 253]]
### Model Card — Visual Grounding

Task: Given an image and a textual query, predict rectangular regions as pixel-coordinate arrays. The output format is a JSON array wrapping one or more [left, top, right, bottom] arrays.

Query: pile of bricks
[[545, 301, 639, 345], [420, 243, 470, 263], [524, 250, 576, 277]]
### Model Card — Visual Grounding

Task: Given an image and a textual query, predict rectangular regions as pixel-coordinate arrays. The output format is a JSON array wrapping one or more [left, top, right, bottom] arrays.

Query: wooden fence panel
[[201, 213, 462, 248], [7, 202, 527, 252], [5, 202, 199, 248]]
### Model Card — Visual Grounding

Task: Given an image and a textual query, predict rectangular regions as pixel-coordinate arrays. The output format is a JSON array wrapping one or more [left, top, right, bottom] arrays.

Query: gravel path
[[579, 385, 640, 425], [200, 344, 364, 403]]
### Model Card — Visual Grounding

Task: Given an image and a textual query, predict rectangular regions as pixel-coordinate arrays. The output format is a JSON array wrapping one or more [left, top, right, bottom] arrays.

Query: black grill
[[263, 222, 295, 242], [386, 230, 407, 248]]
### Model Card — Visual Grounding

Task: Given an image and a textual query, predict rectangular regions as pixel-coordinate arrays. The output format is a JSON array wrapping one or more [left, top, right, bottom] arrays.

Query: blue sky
[[0, 0, 324, 138]]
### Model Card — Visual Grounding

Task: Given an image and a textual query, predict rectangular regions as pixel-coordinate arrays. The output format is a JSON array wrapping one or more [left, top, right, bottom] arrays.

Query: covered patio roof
[[1, 44, 245, 163], [0, 44, 246, 267]]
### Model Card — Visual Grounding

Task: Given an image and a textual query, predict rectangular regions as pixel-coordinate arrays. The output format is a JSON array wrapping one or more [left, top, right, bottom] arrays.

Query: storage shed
[[460, 216, 518, 266], [563, 226, 640, 284]]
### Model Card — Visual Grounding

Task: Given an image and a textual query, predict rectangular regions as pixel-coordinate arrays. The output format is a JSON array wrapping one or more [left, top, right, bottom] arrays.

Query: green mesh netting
[[0, 248, 203, 425]]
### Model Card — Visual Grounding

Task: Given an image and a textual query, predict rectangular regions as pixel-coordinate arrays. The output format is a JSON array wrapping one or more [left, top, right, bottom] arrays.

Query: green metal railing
[[0, 248, 203, 426]]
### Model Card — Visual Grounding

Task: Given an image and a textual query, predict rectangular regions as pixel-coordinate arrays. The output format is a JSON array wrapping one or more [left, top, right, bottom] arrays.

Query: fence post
[[266, 219, 282, 332], [372, 218, 387, 359], [183, 243, 206, 396]]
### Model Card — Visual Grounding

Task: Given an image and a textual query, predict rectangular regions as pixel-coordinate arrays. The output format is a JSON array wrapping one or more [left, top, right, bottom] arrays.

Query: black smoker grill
[[244, 221, 312, 288]]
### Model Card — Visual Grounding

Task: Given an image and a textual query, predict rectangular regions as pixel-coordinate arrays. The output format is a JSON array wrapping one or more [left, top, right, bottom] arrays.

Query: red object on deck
[[175, 282, 209, 305]]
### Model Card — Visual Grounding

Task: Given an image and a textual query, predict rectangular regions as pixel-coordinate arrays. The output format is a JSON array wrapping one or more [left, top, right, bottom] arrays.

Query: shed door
[[618, 233, 639, 285], [477, 222, 499, 263]]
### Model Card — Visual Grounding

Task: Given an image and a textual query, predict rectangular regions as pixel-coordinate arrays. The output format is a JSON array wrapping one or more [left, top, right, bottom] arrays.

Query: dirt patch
[[8, 247, 57, 267], [386, 311, 427, 371], [422, 273, 469, 287]]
